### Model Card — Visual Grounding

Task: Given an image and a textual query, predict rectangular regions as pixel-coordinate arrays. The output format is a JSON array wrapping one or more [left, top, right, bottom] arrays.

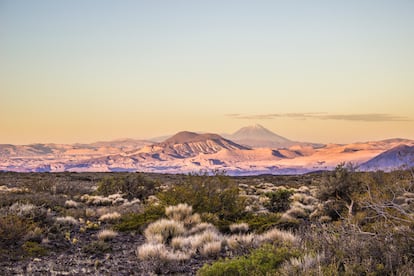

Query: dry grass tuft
[[56, 216, 79, 225], [97, 229, 118, 241], [229, 222, 249, 233], [64, 199, 79, 208], [99, 211, 121, 222], [187, 222, 216, 235], [144, 219, 185, 243], [137, 243, 167, 260], [226, 233, 258, 253], [200, 241, 222, 257], [165, 203, 193, 222], [259, 228, 297, 244]]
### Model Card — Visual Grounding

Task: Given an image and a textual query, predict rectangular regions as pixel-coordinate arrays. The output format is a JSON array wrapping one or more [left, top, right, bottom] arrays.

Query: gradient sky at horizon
[[1, 0, 413, 144]]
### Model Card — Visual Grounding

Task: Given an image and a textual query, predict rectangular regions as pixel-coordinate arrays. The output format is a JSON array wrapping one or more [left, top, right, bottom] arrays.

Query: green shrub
[[241, 213, 281, 233], [96, 173, 156, 200], [197, 244, 299, 276], [0, 215, 34, 248], [22, 241, 47, 257], [158, 172, 245, 222], [114, 205, 164, 232], [264, 189, 293, 213], [82, 240, 111, 255]]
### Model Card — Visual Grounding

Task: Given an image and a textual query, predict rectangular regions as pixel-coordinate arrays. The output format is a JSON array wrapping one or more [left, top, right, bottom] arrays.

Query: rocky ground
[[0, 230, 217, 275]]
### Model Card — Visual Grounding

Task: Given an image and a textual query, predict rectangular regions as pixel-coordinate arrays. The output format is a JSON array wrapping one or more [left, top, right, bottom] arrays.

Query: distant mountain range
[[1, 125, 413, 175]]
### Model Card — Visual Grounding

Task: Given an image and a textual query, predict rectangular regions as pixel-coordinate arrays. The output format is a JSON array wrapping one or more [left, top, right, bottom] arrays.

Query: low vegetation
[[0, 167, 413, 275]]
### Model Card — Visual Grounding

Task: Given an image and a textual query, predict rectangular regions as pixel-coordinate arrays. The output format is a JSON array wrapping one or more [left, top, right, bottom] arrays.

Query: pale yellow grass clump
[[170, 236, 192, 250], [296, 186, 310, 194], [183, 213, 202, 228], [106, 193, 127, 205], [189, 229, 222, 251], [9, 202, 36, 216], [81, 194, 112, 206], [318, 215, 332, 223], [97, 229, 118, 241], [286, 206, 307, 218], [137, 243, 191, 262], [64, 200, 79, 208], [144, 219, 185, 243], [0, 185, 28, 193], [137, 243, 168, 260], [280, 253, 323, 274], [291, 201, 315, 212], [279, 213, 299, 224], [200, 241, 222, 257], [165, 251, 191, 262], [259, 228, 297, 244], [99, 211, 121, 222], [56, 216, 79, 225], [226, 233, 258, 253], [165, 203, 193, 221], [229, 222, 249, 233], [292, 193, 317, 205], [187, 222, 216, 235]]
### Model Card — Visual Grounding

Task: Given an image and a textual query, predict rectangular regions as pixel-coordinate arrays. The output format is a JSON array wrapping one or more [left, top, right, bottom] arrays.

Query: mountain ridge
[[1, 126, 414, 175]]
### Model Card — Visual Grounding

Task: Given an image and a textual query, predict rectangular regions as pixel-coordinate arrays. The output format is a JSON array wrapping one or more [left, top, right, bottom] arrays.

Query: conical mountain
[[229, 124, 294, 148]]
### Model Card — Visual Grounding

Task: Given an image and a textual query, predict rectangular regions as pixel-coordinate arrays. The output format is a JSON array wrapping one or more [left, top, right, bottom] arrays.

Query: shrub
[[22, 241, 47, 257], [264, 189, 293, 213], [241, 213, 281, 233], [96, 173, 156, 200], [317, 163, 363, 218], [158, 172, 246, 222], [197, 244, 299, 276], [82, 240, 111, 255], [0, 214, 34, 248], [114, 205, 164, 232]]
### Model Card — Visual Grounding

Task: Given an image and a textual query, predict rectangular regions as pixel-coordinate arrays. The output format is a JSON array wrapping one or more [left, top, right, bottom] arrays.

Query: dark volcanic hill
[[143, 131, 250, 159], [360, 144, 414, 171]]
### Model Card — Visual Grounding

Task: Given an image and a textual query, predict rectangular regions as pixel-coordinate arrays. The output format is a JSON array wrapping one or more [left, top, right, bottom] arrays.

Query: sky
[[1, 0, 413, 144]]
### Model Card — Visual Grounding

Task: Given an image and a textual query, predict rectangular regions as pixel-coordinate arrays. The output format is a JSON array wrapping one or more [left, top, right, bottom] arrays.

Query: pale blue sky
[[1, 0, 413, 144]]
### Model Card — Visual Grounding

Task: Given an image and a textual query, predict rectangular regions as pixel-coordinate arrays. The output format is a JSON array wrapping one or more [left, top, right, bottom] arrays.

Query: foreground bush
[[96, 173, 156, 200], [114, 205, 164, 232], [158, 172, 246, 226], [264, 189, 293, 213], [197, 244, 299, 276]]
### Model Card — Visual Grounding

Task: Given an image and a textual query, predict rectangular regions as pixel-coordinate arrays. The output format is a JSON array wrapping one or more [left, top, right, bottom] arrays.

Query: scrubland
[[0, 165, 413, 275]]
